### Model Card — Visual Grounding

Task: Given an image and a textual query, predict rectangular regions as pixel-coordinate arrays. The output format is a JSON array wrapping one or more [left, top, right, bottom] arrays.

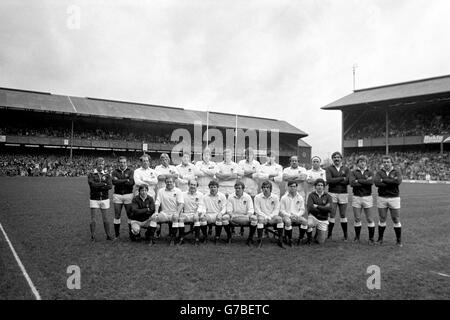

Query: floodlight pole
[[70, 119, 74, 161], [352, 64, 358, 91]]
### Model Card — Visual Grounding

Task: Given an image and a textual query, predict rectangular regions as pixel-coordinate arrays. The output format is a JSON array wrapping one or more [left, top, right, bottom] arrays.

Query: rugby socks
[[299, 225, 307, 241], [306, 230, 313, 243], [257, 228, 263, 240], [328, 218, 335, 238], [224, 225, 232, 240], [377, 222, 386, 241], [215, 224, 223, 239], [394, 222, 402, 242], [248, 225, 256, 241], [194, 226, 200, 240], [341, 217, 348, 239], [113, 218, 121, 237], [368, 222, 375, 240], [178, 222, 185, 240], [354, 221, 362, 240], [201, 225, 208, 238]]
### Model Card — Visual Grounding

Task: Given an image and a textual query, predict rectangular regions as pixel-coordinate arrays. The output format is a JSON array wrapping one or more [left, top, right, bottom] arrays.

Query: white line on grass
[[430, 271, 450, 278], [0, 222, 42, 300]]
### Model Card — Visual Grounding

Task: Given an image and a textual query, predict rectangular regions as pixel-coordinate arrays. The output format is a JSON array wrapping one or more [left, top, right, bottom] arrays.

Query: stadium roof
[[0, 87, 307, 136], [322, 74, 450, 110]]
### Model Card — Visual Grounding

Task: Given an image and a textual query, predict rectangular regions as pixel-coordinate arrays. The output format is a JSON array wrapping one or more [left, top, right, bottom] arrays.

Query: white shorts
[[329, 192, 349, 204], [180, 212, 198, 223], [290, 214, 308, 225], [377, 197, 401, 209], [258, 215, 282, 225], [89, 199, 110, 209], [157, 212, 177, 223], [308, 215, 329, 232], [113, 193, 133, 205], [352, 196, 373, 208], [201, 213, 218, 224]]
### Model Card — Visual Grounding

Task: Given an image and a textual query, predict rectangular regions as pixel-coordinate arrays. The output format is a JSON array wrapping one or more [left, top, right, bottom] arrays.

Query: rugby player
[[129, 185, 156, 245], [87, 157, 113, 241], [111, 156, 135, 239], [237, 148, 260, 236], [305, 156, 326, 200], [282, 155, 308, 200], [254, 180, 284, 248], [325, 151, 350, 241], [154, 177, 184, 246], [374, 155, 403, 247], [306, 178, 332, 245], [215, 148, 242, 198], [176, 153, 198, 192], [195, 148, 217, 195], [155, 153, 179, 191], [201, 179, 227, 244], [256, 151, 283, 198], [349, 155, 375, 244], [279, 181, 307, 246], [133, 154, 158, 199], [181, 179, 204, 245], [226, 181, 257, 246]]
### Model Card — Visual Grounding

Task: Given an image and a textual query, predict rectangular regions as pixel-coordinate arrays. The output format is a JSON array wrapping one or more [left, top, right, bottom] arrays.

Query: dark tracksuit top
[[325, 165, 350, 194], [307, 192, 333, 221], [350, 168, 374, 197], [88, 170, 112, 201], [130, 195, 155, 222], [374, 168, 402, 198], [112, 167, 134, 195]]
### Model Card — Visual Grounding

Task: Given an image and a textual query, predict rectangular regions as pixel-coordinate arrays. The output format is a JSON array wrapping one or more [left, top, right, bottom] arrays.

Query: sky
[[1, 0, 450, 160]]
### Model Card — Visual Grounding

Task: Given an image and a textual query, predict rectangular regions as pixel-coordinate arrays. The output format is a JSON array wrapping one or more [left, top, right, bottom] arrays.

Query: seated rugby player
[[201, 180, 227, 244], [226, 181, 257, 245], [129, 185, 156, 245], [306, 178, 332, 245], [181, 179, 205, 245], [279, 180, 307, 246], [254, 180, 284, 248]]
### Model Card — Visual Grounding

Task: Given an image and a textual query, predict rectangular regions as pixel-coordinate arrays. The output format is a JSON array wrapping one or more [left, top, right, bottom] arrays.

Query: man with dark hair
[[374, 155, 403, 247], [129, 185, 157, 245], [350, 155, 375, 244], [256, 151, 283, 198], [112, 156, 135, 239], [325, 151, 350, 241], [87, 157, 113, 241], [226, 181, 256, 245], [306, 178, 332, 245], [201, 179, 227, 244], [254, 180, 284, 248]]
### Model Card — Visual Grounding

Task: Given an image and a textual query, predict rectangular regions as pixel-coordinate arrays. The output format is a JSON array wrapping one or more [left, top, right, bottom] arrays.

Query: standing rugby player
[[374, 155, 403, 246], [133, 154, 158, 199], [195, 148, 217, 195], [256, 151, 283, 198], [349, 155, 375, 244], [154, 177, 184, 246], [176, 153, 198, 192], [216, 148, 242, 197], [305, 156, 326, 200], [87, 157, 113, 241], [325, 151, 350, 241], [111, 156, 134, 239], [282, 155, 308, 200], [254, 180, 284, 248], [155, 153, 179, 191]]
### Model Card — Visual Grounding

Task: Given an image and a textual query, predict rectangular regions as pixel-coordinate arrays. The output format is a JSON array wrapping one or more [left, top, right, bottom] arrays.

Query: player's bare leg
[[90, 208, 98, 241], [328, 203, 337, 239], [101, 208, 113, 240], [353, 207, 362, 242], [377, 208, 388, 245], [338, 203, 348, 241], [390, 209, 402, 247], [113, 203, 123, 238]]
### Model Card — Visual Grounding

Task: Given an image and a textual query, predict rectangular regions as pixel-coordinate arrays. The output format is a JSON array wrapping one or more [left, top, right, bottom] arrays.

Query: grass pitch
[[0, 177, 449, 300]]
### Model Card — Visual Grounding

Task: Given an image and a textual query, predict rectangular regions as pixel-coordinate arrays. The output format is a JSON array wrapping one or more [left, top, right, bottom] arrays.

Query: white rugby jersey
[[256, 162, 283, 197], [155, 164, 178, 190], [238, 159, 260, 197], [226, 192, 254, 215], [155, 187, 184, 214], [202, 192, 227, 215], [182, 191, 205, 214], [254, 192, 280, 218], [280, 192, 305, 217], [133, 167, 158, 198], [216, 161, 243, 189], [176, 163, 198, 192], [283, 166, 308, 196], [305, 168, 327, 195], [195, 160, 217, 193]]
